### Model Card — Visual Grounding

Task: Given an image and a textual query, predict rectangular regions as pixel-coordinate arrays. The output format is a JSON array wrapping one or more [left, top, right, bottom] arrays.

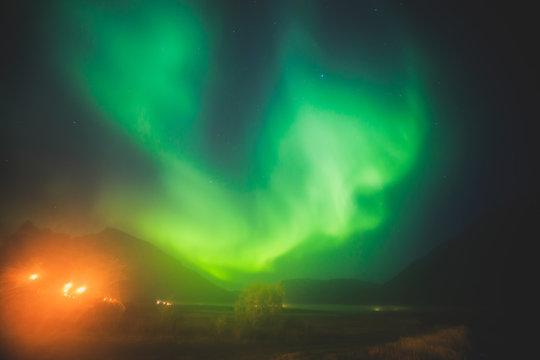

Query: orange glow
[[0, 242, 126, 353]]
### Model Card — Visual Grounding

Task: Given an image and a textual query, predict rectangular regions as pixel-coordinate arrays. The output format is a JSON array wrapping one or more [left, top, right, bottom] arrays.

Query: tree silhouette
[[234, 283, 284, 326]]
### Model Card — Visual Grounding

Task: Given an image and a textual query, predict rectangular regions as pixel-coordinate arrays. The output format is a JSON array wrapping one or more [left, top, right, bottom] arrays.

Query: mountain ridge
[[282, 194, 538, 306], [0, 223, 235, 304], [3, 193, 536, 307]]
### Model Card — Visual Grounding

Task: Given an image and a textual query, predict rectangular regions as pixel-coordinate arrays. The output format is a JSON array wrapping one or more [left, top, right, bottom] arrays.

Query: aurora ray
[[56, 0, 429, 280]]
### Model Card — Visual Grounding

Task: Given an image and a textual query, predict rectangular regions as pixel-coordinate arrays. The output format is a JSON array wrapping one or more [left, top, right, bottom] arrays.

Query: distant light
[[64, 283, 72, 290], [76, 286, 86, 294], [29, 274, 38, 280], [156, 300, 161, 304]]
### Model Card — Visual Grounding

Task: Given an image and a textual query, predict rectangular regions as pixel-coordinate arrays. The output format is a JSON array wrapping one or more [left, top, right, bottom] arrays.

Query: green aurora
[[55, 1, 431, 281]]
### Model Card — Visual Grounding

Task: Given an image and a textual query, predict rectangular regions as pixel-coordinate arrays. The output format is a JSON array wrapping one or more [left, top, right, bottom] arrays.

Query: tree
[[234, 282, 284, 326]]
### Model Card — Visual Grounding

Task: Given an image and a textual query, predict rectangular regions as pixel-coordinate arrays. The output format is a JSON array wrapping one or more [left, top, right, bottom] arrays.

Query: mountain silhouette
[[0, 223, 235, 304], [2, 193, 536, 308], [382, 194, 537, 308], [282, 194, 538, 307]]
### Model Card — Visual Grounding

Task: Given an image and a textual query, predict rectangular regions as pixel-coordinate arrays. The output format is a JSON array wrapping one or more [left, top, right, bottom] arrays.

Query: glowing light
[[29, 274, 38, 280], [76, 286, 86, 294], [64, 283, 72, 291], [57, 1, 432, 281]]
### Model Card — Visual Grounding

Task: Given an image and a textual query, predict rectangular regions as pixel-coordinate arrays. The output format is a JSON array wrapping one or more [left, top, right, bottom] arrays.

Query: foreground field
[[0, 304, 495, 360]]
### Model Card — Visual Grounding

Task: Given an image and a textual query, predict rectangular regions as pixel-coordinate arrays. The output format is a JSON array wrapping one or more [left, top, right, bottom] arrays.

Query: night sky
[[1, 0, 538, 287]]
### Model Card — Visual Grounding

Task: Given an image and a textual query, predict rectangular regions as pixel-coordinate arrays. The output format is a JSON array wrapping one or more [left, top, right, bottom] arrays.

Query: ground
[[0, 304, 493, 360]]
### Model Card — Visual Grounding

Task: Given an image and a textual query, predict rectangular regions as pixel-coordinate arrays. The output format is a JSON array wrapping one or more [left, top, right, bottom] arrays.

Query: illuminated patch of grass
[[368, 326, 471, 359]]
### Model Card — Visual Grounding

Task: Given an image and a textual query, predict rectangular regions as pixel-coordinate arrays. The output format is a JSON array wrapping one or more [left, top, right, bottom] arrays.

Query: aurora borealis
[[53, 0, 428, 280], [2, 0, 537, 286]]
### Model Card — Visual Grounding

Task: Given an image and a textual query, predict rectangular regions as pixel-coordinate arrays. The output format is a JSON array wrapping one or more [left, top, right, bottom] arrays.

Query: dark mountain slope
[[280, 194, 538, 307], [0, 223, 235, 304], [383, 194, 538, 307], [84, 228, 235, 303]]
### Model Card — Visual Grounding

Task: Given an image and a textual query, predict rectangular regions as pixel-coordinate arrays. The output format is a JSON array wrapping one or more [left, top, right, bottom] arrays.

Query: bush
[[234, 282, 284, 327]]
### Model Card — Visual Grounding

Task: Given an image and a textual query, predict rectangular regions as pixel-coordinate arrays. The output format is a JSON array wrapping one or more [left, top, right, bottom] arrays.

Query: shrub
[[234, 282, 284, 327]]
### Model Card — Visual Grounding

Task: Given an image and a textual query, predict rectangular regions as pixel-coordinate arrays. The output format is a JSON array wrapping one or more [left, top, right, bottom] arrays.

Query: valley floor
[[0, 305, 503, 360]]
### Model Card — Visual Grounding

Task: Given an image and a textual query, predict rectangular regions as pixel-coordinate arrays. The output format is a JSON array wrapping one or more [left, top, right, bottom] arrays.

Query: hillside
[[0, 223, 235, 304], [281, 194, 538, 307], [2, 194, 536, 308], [382, 194, 538, 307]]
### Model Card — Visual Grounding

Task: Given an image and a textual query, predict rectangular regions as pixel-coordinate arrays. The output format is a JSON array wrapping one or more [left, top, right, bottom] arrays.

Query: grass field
[[0, 304, 497, 359]]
